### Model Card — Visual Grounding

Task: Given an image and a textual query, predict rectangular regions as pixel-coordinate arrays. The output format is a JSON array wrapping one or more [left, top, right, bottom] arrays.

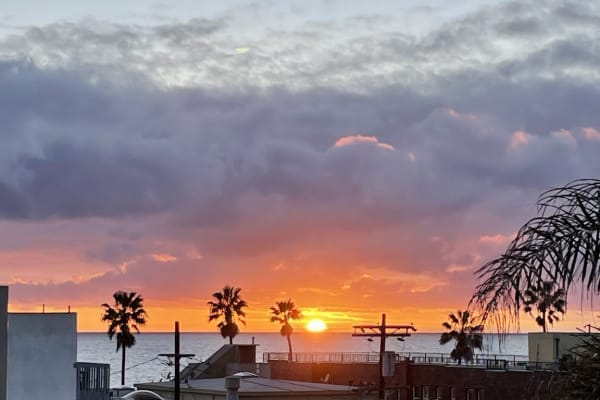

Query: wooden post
[[378, 313, 386, 400]]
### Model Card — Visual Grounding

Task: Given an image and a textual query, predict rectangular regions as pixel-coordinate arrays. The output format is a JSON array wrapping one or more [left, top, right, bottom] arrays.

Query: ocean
[[77, 332, 529, 387]]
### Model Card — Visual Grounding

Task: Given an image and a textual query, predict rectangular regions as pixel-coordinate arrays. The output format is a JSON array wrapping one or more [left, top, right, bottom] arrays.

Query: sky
[[1, 0, 600, 333]]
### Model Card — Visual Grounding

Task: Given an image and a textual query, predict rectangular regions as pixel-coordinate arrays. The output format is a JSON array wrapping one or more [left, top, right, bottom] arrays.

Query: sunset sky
[[1, 0, 600, 333]]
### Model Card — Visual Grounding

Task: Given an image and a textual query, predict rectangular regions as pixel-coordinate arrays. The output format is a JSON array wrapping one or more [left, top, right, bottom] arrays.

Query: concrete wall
[[528, 332, 596, 363], [7, 312, 77, 400], [0, 287, 7, 400]]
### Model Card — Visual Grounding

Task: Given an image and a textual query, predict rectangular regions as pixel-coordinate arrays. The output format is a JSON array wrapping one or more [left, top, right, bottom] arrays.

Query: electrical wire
[[110, 357, 160, 375]]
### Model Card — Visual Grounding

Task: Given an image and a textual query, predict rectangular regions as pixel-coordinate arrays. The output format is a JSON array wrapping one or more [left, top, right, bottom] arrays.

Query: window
[[450, 387, 456, 400], [435, 386, 441, 400], [477, 389, 485, 400], [466, 388, 475, 400], [423, 386, 430, 400], [413, 386, 421, 400]]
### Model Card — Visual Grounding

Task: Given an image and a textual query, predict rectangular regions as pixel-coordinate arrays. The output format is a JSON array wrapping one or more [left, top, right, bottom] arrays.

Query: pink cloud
[[151, 253, 177, 263], [582, 127, 600, 141], [551, 129, 577, 145], [509, 130, 532, 150], [479, 233, 513, 246], [333, 134, 395, 151]]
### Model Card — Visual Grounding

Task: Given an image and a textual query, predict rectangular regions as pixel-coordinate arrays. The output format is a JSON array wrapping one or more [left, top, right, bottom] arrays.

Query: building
[[528, 331, 598, 365], [136, 376, 359, 400], [266, 351, 557, 400], [0, 286, 78, 400]]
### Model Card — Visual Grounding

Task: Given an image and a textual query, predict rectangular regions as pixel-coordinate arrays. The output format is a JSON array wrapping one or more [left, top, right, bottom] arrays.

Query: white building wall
[[528, 332, 599, 363], [7, 313, 77, 400]]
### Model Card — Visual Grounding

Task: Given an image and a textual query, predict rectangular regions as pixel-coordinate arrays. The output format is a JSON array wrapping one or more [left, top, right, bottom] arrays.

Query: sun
[[306, 319, 327, 332]]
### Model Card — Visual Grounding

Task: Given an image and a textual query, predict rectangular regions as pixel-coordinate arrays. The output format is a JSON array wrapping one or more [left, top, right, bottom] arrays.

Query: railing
[[264, 352, 554, 370], [265, 352, 381, 363], [74, 362, 110, 400]]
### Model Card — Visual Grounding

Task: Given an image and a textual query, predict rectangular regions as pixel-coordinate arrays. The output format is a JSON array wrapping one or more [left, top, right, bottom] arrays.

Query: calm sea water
[[77, 332, 528, 387]]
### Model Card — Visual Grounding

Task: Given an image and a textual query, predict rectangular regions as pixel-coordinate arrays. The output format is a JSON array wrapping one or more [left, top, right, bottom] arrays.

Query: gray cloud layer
[[2, 0, 600, 312]]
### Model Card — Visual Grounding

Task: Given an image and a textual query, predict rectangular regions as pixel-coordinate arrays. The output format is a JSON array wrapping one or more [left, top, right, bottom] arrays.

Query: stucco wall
[[0, 287, 7, 400], [7, 312, 77, 400], [528, 332, 596, 363]]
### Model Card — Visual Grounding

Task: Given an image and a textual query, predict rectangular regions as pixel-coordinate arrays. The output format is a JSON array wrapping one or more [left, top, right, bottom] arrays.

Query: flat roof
[[137, 377, 355, 396]]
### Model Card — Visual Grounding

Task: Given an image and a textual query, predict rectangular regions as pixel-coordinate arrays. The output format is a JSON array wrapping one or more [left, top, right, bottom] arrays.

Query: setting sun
[[306, 319, 327, 332]]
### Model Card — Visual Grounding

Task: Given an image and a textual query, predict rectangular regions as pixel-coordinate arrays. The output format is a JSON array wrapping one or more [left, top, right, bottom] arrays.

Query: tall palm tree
[[208, 285, 248, 344], [101, 291, 147, 385], [270, 299, 303, 361], [522, 281, 565, 332], [439, 310, 483, 365]]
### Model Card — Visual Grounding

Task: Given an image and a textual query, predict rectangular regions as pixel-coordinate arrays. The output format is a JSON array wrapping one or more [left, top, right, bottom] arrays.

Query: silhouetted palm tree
[[522, 281, 565, 332], [208, 285, 248, 344], [270, 299, 303, 361], [439, 310, 483, 365], [472, 179, 600, 333], [101, 291, 147, 385]]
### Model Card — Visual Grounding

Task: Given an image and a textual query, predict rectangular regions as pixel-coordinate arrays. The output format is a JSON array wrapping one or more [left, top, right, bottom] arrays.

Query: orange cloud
[[445, 264, 469, 273], [151, 253, 177, 263], [333, 134, 395, 151], [509, 130, 532, 150], [479, 233, 513, 246]]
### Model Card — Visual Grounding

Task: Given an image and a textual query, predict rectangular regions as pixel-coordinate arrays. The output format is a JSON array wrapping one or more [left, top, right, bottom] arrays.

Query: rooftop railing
[[263, 352, 554, 370]]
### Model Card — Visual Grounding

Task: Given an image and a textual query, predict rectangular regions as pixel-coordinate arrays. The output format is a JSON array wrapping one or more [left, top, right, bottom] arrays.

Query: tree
[[469, 179, 600, 398], [101, 291, 147, 385], [439, 310, 483, 365], [547, 327, 600, 400], [270, 299, 303, 361], [522, 281, 565, 332], [471, 179, 600, 333], [208, 285, 248, 344]]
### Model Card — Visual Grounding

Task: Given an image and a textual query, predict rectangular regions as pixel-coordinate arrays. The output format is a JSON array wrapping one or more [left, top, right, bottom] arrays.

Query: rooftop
[[137, 377, 356, 397]]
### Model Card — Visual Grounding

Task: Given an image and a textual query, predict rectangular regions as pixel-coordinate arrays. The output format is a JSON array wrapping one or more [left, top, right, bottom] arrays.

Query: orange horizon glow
[[7, 301, 600, 334]]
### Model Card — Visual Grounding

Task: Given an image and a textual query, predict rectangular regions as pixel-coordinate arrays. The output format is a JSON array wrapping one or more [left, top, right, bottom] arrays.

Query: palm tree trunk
[[287, 334, 293, 361], [542, 311, 547, 333], [121, 346, 126, 386]]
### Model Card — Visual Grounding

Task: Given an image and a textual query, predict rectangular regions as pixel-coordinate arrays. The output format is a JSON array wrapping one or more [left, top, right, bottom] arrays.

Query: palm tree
[[522, 281, 565, 332], [472, 179, 600, 333], [469, 179, 600, 398], [439, 310, 483, 365], [553, 326, 600, 399], [208, 285, 248, 344], [270, 299, 303, 361], [101, 291, 147, 385]]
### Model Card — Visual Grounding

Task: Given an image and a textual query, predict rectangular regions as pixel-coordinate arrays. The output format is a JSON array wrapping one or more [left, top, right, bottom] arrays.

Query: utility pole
[[352, 313, 416, 400], [159, 321, 195, 400]]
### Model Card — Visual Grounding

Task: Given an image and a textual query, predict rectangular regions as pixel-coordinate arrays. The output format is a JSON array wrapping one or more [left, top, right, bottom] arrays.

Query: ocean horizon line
[[77, 330, 529, 335]]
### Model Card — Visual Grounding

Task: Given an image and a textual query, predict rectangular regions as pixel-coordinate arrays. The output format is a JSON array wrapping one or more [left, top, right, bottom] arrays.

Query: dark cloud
[[2, 0, 600, 321]]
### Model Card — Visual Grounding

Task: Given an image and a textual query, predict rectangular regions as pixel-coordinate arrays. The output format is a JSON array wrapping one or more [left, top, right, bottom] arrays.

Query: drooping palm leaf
[[471, 179, 600, 334]]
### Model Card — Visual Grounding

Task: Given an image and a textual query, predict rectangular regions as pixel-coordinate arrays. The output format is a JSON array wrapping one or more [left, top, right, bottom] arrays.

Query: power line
[[110, 357, 160, 375]]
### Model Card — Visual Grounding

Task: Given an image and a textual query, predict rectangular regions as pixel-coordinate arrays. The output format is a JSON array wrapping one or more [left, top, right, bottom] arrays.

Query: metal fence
[[263, 351, 554, 370], [74, 362, 110, 400]]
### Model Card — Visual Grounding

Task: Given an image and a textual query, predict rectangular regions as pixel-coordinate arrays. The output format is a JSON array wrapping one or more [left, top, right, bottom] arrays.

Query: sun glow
[[306, 319, 327, 332]]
